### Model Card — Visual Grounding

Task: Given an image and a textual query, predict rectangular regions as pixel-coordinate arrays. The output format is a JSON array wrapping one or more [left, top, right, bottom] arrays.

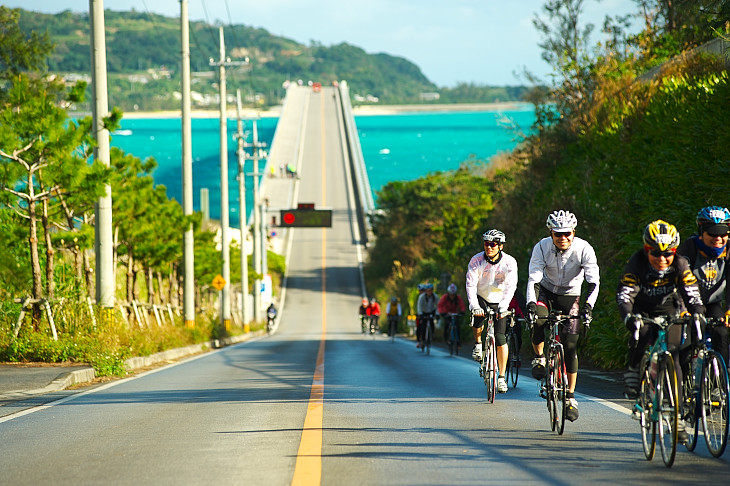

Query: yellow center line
[[291, 92, 327, 486]]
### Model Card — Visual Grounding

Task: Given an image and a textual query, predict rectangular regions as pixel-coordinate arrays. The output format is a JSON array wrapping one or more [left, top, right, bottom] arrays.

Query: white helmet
[[482, 229, 506, 243], [546, 210, 578, 232]]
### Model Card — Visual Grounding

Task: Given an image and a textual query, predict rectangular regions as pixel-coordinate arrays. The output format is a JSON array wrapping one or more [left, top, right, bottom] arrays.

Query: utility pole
[[90, 0, 114, 312], [235, 89, 249, 330], [242, 117, 267, 322], [209, 27, 248, 330], [180, 0, 195, 328]]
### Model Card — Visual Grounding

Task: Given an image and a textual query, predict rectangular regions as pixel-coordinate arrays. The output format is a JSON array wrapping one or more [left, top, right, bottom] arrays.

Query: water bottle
[[650, 353, 658, 381]]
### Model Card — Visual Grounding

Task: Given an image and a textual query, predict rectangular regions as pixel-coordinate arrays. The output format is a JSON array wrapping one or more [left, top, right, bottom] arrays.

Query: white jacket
[[465, 251, 518, 313], [526, 236, 600, 306]]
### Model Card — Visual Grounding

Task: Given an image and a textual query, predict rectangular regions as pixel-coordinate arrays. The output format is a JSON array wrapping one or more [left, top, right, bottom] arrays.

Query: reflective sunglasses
[[552, 231, 573, 238], [484, 241, 501, 248], [649, 249, 675, 258]]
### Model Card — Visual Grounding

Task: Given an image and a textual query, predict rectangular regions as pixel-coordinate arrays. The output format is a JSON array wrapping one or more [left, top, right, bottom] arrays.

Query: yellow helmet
[[643, 220, 680, 251]]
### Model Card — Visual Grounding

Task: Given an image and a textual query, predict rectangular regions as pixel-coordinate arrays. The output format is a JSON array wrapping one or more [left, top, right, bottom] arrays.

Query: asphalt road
[[0, 87, 728, 485]]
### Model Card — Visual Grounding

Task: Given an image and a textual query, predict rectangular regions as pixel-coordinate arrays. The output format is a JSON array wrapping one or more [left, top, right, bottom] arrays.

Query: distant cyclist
[[466, 229, 518, 394], [386, 296, 402, 336], [438, 283, 467, 348], [358, 298, 369, 333], [617, 220, 705, 444], [526, 210, 600, 421], [416, 283, 438, 348], [676, 206, 730, 367]]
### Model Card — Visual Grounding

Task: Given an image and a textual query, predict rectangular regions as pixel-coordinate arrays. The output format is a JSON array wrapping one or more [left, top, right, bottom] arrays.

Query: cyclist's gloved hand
[[471, 307, 485, 317], [624, 314, 641, 342], [527, 302, 537, 324], [581, 303, 593, 326]]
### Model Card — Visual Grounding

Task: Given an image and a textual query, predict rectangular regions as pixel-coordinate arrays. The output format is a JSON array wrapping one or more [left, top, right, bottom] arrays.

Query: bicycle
[[387, 315, 399, 342], [681, 315, 730, 457], [479, 308, 510, 403], [504, 315, 523, 388], [360, 314, 368, 334], [420, 312, 435, 355], [534, 311, 574, 435], [631, 314, 682, 468], [445, 312, 463, 356], [369, 314, 379, 335], [266, 309, 277, 334]]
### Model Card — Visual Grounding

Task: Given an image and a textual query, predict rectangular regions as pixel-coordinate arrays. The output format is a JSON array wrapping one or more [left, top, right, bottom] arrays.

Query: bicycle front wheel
[[657, 353, 678, 468], [552, 345, 567, 435], [700, 351, 729, 457], [483, 335, 496, 403], [425, 321, 432, 355], [639, 360, 656, 461], [507, 331, 520, 387]]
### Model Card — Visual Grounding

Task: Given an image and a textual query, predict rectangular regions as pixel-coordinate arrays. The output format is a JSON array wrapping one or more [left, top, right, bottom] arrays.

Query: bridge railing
[[337, 81, 374, 246]]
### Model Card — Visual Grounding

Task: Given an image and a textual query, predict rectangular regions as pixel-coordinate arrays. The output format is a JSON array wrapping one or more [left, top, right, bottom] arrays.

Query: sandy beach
[[77, 101, 532, 120]]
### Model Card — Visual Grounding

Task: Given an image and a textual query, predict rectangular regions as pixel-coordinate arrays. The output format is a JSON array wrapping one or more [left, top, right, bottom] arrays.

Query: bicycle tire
[[701, 351, 729, 457], [425, 319, 432, 355], [657, 353, 678, 468], [639, 360, 656, 461], [682, 362, 699, 452], [507, 331, 519, 387], [484, 335, 496, 403], [553, 345, 567, 435], [389, 319, 396, 342], [546, 360, 556, 431]]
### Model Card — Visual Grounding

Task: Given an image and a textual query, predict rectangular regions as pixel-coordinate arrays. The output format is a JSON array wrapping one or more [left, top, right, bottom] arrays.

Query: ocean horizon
[[109, 106, 535, 226]]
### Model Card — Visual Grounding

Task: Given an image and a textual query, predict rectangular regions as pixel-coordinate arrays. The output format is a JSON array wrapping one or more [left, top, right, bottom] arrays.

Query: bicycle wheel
[[545, 353, 556, 431], [483, 336, 496, 403], [701, 351, 729, 457], [682, 361, 699, 452], [507, 331, 520, 387], [657, 353, 678, 468], [639, 362, 656, 461], [452, 321, 460, 356], [425, 321, 432, 355], [389, 319, 396, 342], [553, 345, 567, 435]]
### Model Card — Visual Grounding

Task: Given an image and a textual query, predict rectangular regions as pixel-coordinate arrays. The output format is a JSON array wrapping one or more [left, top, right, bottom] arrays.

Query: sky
[[6, 0, 639, 87]]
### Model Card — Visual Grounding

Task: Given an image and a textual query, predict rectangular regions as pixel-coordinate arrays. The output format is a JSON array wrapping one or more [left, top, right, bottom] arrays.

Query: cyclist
[[466, 229, 518, 394], [366, 297, 381, 332], [386, 296, 402, 336], [617, 220, 705, 444], [358, 298, 369, 333], [526, 210, 600, 421], [416, 283, 439, 348], [438, 283, 467, 349], [676, 206, 730, 367], [413, 284, 426, 348]]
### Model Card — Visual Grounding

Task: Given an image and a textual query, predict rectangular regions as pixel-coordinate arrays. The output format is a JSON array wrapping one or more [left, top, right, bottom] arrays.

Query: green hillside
[[363, 2, 730, 369], [15, 8, 528, 111]]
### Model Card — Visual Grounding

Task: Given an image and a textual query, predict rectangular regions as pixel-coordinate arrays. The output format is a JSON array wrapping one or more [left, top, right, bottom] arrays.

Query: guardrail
[[337, 81, 374, 246]]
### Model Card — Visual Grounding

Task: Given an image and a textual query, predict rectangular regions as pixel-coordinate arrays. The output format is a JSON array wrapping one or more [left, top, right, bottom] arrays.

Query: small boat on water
[[379, 148, 390, 155]]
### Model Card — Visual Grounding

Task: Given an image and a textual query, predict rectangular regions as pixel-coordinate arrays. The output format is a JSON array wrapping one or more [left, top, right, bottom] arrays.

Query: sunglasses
[[707, 232, 729, 238], [484, 241, 501, 248], [552, 231, 573, 238], [649, 249, 675, 258]]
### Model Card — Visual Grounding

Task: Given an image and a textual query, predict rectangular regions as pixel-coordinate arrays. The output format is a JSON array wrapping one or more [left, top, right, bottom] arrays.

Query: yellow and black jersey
[[616, 249, 704, 319]]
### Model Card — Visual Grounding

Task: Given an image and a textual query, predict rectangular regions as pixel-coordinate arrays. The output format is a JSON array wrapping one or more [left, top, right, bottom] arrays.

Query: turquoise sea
[[110, 106, 535, 225]]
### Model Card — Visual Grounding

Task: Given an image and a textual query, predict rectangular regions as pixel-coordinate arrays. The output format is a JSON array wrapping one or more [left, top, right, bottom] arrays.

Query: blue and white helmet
[[696, 206, 730, 234], [546, 210, 578, 232]]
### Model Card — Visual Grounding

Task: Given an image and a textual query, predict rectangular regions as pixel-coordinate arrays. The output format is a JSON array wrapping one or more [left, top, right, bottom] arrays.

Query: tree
[[0, 75, 110, 304], [0, 7, 53, 80]]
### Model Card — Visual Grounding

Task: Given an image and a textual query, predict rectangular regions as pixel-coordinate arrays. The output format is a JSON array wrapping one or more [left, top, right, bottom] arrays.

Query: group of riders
[[359, 206, 730, 442]]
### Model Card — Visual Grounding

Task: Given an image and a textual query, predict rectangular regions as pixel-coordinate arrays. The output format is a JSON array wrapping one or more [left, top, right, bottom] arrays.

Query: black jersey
[[676, 235, 730, 307], [616, 249, 705, 319]]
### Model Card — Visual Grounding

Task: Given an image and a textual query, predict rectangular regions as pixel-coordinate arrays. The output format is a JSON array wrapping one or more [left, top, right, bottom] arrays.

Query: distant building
[[419, 92, 440, 101]]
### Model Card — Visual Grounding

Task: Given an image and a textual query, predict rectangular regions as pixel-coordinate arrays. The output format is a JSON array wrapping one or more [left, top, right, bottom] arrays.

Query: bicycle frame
[[541, 311, 573, 435], [683, 316, 730, 457], [633, 314, 681, 468]]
